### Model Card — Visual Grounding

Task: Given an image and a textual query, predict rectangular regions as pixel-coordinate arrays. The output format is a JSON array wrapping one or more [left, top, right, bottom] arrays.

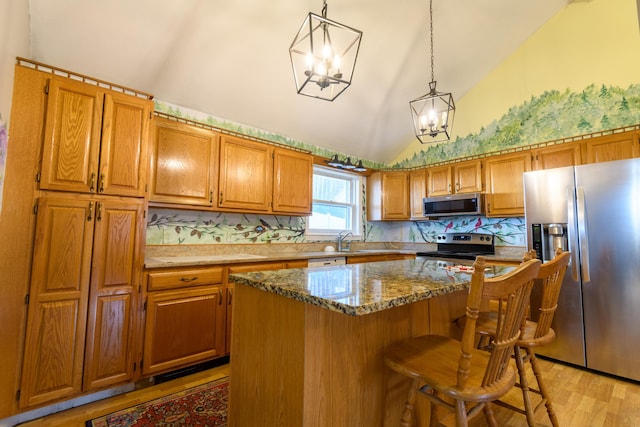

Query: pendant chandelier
[[289, 0, 363, 101], [409, 0, 455, 143]]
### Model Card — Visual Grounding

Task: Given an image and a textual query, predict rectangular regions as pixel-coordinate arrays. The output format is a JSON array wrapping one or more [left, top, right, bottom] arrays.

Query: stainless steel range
[[417, 232, 495, 260]]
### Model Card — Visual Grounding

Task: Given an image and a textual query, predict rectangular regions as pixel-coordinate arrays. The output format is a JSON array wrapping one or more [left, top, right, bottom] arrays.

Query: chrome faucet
[[337, 231, 353, 252]]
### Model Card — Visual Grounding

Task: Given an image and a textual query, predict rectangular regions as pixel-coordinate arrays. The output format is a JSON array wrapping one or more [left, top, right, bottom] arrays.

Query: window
[[306, 166, 362, 238]]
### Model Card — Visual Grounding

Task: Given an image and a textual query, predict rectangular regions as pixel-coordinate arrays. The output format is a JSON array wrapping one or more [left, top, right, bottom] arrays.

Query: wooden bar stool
[[474, 249, 570, 427], [384, 256, 540, 427]]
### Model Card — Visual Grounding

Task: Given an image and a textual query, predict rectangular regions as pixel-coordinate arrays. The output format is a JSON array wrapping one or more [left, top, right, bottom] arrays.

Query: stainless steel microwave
[[423, 192, 484, 217]]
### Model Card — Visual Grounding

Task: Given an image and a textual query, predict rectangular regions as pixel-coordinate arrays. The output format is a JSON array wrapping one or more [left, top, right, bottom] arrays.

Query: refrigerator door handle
[[576, 186, 590, 283], [567, 187, 580, 281]]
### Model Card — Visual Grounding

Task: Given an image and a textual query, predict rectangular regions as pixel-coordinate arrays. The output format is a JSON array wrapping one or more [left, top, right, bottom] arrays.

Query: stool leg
[[529, 349, 559, 427], [400, 378, 419, 427], [454, 399, 468, 427], [483, 402, 499, 427], [514, 345, 537, 426]]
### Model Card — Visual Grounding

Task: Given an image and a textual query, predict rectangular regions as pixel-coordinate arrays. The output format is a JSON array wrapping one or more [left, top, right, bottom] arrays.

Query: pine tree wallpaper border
[[393, 83, 640, 168]]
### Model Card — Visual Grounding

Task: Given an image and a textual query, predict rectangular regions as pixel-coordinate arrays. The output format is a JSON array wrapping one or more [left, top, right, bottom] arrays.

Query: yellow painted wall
[[0, 1, 30, 126], [393, 0, 640, 165]]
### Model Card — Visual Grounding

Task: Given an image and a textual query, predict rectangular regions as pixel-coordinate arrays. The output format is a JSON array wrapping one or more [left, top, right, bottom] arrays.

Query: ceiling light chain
[[429, 0, 435, 83], [409, 0, 455, 144]]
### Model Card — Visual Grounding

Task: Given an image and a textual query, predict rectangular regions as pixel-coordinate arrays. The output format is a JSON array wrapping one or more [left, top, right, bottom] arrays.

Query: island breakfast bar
[[228, 258, 512, 426]]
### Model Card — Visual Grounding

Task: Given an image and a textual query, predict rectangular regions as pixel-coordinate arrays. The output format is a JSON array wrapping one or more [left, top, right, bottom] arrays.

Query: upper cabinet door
[[532, 142, 582, 170], [149, 117, 219, 207], [484, 152, 531, 217], [272, 148, 312, 215], [454, 160, 483, 194], [409, 169, 427, 219], [381, 171, 410, 220], [427, 165, 452, 196], [40, 76, 103, 194], [218, 135, 273, 212], [40, 76, 152, 197], [99, 92, 152, 197], [584, 131, 639, 164]]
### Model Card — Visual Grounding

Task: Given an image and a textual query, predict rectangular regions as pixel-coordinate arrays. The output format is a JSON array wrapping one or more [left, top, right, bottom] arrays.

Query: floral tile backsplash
[[147, 209, 526, 247]]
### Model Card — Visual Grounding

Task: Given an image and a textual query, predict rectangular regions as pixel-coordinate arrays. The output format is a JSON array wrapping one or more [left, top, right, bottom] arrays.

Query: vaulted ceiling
[[28, 0, 570, 164]]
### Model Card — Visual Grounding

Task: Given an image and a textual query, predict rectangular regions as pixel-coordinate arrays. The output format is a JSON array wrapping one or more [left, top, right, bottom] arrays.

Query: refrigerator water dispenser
[[531, 223, 567, 262]]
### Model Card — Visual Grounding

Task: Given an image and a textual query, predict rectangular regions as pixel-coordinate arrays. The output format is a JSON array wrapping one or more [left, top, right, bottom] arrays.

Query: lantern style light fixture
[[289, 0, 363, 101], [410, 0, 455, 143]]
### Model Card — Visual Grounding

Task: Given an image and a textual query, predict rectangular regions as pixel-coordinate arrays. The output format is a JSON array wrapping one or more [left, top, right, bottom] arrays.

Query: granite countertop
[[144, 249, 418, 269], [229, 258, 514, 316], [144, 250, 522, 269]]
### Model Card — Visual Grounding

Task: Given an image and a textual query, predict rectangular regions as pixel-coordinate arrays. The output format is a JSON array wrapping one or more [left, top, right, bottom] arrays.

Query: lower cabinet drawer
[[147, 267, 224, 291], [142, 285, 226, 376]]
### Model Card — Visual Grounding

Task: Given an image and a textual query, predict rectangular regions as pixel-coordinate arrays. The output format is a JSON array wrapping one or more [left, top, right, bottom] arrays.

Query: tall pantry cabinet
[[16, 64, 152, 408]]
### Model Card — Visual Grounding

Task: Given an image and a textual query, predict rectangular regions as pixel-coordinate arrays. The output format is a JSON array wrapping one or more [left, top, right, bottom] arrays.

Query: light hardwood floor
[[16, 358, 640, 427]]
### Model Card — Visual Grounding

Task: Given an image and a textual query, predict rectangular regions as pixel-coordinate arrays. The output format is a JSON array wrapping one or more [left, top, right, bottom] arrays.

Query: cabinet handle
[[87, 201, 94, 221], [228, 289, 233, 305], [179, 277, 198, 282], [89, 172, 96, 193], [448, 184, 451, 192], [456, 183, 460, 191], [219, 192, 223, 203], [99, 173, 105, 193], [209, 190, 213, 203], [96, 202, 102, 222], [219, 289, 223, 305]]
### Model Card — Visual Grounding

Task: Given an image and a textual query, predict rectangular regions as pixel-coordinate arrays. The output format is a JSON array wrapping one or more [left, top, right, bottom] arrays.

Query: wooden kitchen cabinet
[[427, 165, 452, 196], [40, 75, 152, 197], [272, 147, 313, 215], [454, 160, 483, 194], [218, 135, 273, 212], [149, 117, 312, 215], [409, 169, 427, 219], [583, 131, 639, 164], [20, 193, 144, 408], [142, 276, 226, 376], [367, 171, 410, 220], [427, 160, 483, 196], [149, 117, 219, 207], [484, 152, 531, 217], [531, 142, 582, 170]]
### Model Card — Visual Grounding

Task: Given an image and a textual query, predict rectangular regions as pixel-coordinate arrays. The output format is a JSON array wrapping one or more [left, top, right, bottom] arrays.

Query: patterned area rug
[[86, 376, 228, 426]]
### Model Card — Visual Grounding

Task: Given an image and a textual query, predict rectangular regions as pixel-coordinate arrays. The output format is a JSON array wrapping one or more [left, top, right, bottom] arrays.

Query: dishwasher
[[307, 257, 347, 267]]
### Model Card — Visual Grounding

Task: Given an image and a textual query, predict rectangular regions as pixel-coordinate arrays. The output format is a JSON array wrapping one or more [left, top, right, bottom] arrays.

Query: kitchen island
[[228, 258, 512, 426]]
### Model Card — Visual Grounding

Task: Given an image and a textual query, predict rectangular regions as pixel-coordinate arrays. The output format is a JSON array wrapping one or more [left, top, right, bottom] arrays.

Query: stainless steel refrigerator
[[523, 157, 640, 381]]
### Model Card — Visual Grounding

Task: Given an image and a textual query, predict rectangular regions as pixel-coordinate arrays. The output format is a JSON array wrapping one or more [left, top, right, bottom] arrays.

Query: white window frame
[[306, 165, 363, 240]]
